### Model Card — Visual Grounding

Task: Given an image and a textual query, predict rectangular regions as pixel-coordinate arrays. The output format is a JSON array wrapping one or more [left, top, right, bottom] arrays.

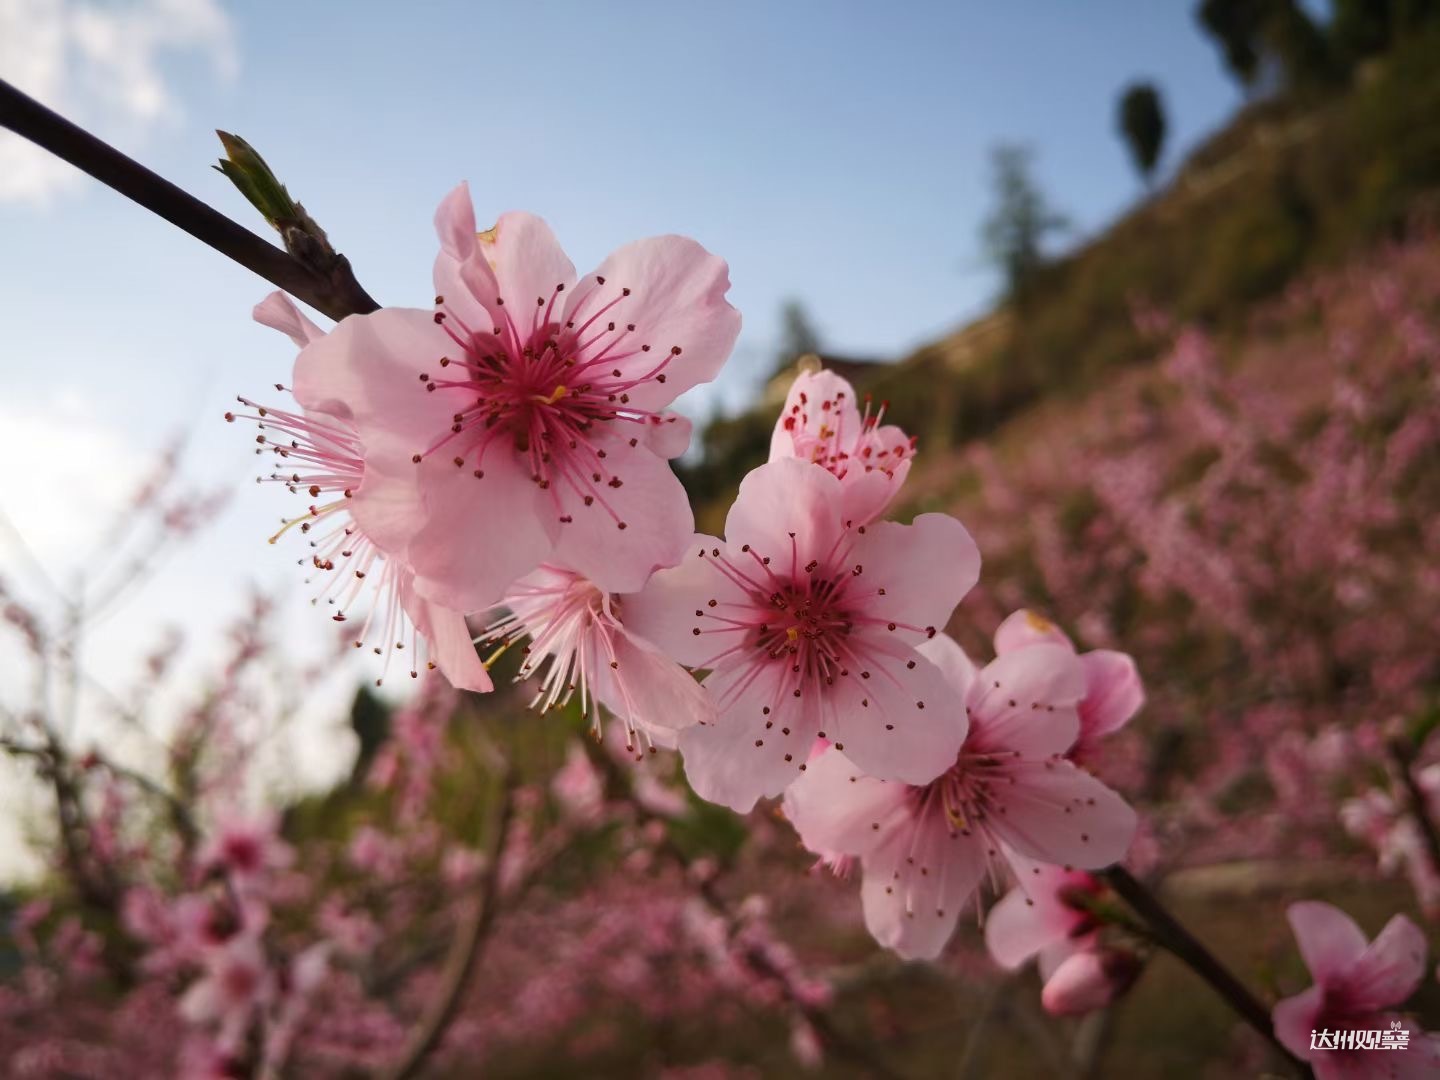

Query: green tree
[[776, 298, 822, 371], [980, 144, 1068, 304], [1117, 82, 1168, 186], [1196, 0, 1337, 91]]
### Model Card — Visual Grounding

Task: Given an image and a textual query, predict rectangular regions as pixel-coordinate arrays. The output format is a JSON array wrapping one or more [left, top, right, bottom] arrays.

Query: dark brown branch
[[1102, 866, 1312, 1078], [0, 79, 379, 322]]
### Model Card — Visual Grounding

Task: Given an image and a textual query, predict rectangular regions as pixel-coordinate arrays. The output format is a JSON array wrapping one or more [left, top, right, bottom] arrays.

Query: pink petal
[[967, 645, 1085, 757], [860, 822, 985, 961], [348, 456, 427, 557], [1343, 912, 1427, 1010], [724, 458, 846, 571], [1079, 650, 1144, 740], [916, 632, 979, 701], [985, 886, 1067, 971], [479, 210, 577, 324], [574, 234, 741, 412], [676, 662, 804, 811], [548, 428, 694, 593], [253, 292, 325, 348], [837, 433, 912, 525], [414, 597, 492, 694], [819, 636, 966, 786], [593, 624, 715, 737], [432, 182, 499, 333], [639, 411, 693, 459], [677, 722, 785, 813], [993, 609, 1074, 655], [984, 860, 1093, 970], [1288, 901, 1370, 985], [409, 454, 555, 612], [988, 760, 1136, 869], [433, 182, 478, 261], [621, 534, 744, 668], [1040, 949, 1139, 1016], [291, 306, 455, 462], [768, 369, 863, 461], [1272, 984, 1326, 1062], [783, 747, 910, 860], [848, 513, 980, 634]]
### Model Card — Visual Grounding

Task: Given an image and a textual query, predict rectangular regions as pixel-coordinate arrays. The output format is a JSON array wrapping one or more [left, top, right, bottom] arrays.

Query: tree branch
[[380, 766, 518, 1080], [0, 79, 379, 322], [1102, 866, 1312, 1077]]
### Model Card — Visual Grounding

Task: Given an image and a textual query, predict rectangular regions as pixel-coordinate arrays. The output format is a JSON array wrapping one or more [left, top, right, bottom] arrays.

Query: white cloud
[[0, 0, 238, 205], [0, 394, 146, 567]]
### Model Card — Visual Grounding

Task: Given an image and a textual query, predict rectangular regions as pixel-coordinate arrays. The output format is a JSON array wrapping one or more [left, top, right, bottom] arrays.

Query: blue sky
[[0, 0, 1248, 867]]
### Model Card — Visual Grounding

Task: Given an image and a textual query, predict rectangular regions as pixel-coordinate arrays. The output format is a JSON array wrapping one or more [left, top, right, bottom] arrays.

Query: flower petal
[[623, 535, 746, 668], [254, 292, 325, 349], [1079, 650, 1145, 741], [1344, 912, 1427, 1011], [916, 632, 979, 701], [414, 597, 493, 693], [769, 369, 864, 462], [984, 861, 1093, 970], [1272, 984, 1326, 1063], [848, 513, 980, 635], [860, 822, 984, 961], [479, 211, 577, 322], [993, 609, 1074, 655], [291, 306, 455, 463], [820, 634, 965, 786], [966, 645, 1085, 757], [574, 234, 740, 412], [677, 659, 807, 811], [409, 454, 555, 612], [724, 458, 846, 571], [593, 624, 715, 737], [639, 411, 693, 459], [987, 760, 1136, 870], [1287, 901, 1370, 986], [783, 747, 909, 860], [548, 428, 694, 594]]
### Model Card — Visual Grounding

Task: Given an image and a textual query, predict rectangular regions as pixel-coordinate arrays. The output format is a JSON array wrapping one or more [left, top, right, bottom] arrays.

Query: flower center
[[417, 277, 687, 529]]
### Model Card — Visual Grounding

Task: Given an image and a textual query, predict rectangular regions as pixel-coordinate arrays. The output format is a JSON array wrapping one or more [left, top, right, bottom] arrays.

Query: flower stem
[[0, 78, 378, 322], [1101, 866, 1312, 1077]]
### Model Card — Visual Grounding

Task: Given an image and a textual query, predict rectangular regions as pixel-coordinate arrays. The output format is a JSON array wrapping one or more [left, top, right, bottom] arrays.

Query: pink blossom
[[991, 609, 1144, 761], [552, 742, 606, 821], [784, 632, 1136, 959], [179, 932, 273, 1052], [769, 368, 914, 524], [200, 813, 293, 887], [241, 292, 491, 692], [984, 862, 1104, 975], [1039, 948, 1142, 1016], [985, 862, 1141, 1016], [628, 457, 981, 811], [291, 185, 741, 611], [1273, 901, 1440, 1078], [483, 563, 714, 748]]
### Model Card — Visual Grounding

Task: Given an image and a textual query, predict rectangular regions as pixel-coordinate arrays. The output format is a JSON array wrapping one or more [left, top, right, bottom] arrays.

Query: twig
[[0, 79, 379, 322], [584, 741, 910, 1080], [380, 766, 518, 1080], [1101, 866, 1312, 1078]]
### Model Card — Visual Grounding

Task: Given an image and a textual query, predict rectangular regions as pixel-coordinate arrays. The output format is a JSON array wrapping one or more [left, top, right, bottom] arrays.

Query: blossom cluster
[[238, 191, 1147, 967]]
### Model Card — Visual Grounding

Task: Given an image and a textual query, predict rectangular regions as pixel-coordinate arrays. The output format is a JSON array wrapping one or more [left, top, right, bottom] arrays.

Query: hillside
[[680, 25, 1440, 533]]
